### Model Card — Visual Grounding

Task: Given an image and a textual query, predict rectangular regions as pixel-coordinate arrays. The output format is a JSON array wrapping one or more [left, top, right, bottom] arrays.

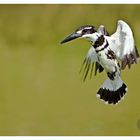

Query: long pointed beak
[[60, 32, 81, 44]]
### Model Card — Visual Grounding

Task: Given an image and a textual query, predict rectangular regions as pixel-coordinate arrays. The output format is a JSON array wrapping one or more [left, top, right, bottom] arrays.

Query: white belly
[[98, 50, 117, 73]]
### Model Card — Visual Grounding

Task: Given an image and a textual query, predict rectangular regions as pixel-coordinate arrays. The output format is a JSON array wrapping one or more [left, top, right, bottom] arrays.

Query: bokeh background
[[0, 4, 140, 136]]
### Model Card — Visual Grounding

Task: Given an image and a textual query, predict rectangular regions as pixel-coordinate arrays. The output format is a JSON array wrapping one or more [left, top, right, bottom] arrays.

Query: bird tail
[[96, 77, 127, 104]]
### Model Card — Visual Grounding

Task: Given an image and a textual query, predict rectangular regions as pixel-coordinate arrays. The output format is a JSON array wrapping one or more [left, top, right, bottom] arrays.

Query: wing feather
[[111, 20, 139, 69], [80, 46, 104, 81]]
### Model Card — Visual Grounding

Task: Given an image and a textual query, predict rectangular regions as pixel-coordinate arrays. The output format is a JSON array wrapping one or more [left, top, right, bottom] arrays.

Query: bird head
[[60, 25, 97, 44]]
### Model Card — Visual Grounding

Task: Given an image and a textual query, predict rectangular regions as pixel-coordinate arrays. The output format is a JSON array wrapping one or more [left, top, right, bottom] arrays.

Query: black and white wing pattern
[[80, 46, 104, 81], [111, 20, 139, 70]]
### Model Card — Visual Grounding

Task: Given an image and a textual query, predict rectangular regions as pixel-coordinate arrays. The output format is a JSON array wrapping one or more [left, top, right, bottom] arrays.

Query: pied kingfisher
[[60, 20, 139, 105]]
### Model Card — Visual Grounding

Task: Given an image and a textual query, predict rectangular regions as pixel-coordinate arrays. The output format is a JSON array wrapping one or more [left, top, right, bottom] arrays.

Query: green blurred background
[[0, 4, 140, 136]]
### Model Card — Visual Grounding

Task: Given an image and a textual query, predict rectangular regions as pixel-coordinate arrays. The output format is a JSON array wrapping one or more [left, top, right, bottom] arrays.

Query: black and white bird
[[60, 20, 139, 105]]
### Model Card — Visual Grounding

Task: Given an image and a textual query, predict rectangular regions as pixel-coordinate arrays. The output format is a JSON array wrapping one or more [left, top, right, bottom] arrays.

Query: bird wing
[[97, 25, 109, 36], [80, 46, 104, 82], [110, 20, 139, 69]]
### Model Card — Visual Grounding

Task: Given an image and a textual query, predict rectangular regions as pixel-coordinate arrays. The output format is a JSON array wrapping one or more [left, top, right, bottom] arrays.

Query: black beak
[[60, 32, 81, 44]]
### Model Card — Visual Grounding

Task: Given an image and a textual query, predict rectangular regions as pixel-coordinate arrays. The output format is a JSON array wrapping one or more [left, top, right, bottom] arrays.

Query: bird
[[60, 20, 139, 105]]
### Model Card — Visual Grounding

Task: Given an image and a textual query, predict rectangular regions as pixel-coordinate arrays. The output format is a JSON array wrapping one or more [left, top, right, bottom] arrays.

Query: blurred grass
[[0, 4, 140, 136]]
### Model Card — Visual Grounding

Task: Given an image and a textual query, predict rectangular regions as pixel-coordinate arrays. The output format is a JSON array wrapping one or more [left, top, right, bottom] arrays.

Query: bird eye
[[82, 29, 87, 34]]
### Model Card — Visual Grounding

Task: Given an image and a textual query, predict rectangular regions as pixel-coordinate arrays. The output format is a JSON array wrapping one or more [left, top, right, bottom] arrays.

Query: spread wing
[[80, 46, 104, 82], [111, 20, 139, 70]]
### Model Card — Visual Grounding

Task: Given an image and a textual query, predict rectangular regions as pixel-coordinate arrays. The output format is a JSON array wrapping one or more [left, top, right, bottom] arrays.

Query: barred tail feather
[[97, 78, 127, 104]]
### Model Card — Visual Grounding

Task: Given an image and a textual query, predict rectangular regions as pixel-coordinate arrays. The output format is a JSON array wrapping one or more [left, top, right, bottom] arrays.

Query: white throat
[[81, 32, 101, 43]]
